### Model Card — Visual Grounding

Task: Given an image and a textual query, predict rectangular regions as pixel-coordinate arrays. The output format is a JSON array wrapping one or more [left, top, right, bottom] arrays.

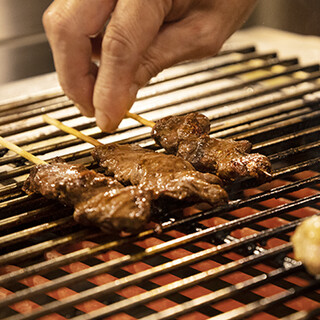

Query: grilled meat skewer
[[151, 112, 272, 184], [43, 115, 228, 207], [23, 158, 152, 234], [92, 143, 228, 207]]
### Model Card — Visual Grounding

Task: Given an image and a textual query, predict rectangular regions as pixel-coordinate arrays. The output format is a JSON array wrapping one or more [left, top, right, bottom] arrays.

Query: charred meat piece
[[92, 143, 228, 207], [151, 112, 272, 183], [23, 158, 152, 234], [177, 135, 271, 183], [153, 112, 211, 154]]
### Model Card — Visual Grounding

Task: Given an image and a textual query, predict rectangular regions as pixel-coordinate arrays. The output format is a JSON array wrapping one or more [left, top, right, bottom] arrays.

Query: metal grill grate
[[0, 46, 320, 320]]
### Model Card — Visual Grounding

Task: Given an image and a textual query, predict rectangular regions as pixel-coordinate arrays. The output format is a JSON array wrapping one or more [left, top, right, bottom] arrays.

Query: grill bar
[[269, 140, 320, 162], [0, 230, 94, 267], [0, 96, 72, 127], [1, 194, 318, 310], [1, 171, 318, 251], [0, 174, 318, 287], [5, 243, 294, 320], [131, 65, 320, 115], [1, 105, 319, 185], [1, 88, 318, 176], [139, 263, 303, 320], [280, 307, 320, 320], [136, 55, 291, 99], [0, 204, 58, 230], [0, 59, 318, 150], [68, 246, 298, 320], [0, 216, 75, 248], [272, 158, 320, 180], [210, 103, 319, 140], [0, 46, 319, 319], [209, 280, 320, 320]]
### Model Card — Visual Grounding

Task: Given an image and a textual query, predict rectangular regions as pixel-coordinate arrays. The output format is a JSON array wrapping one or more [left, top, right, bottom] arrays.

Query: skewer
[[43, 114, 273, 181], [43, 113, 154, 147], [125, 111, 155, 128], [0, 136, 47, 165], [42, 115, 103, 147], [261, 170, 273, 178], [43, 115, 101, 147], [126, 112, 273, 180]]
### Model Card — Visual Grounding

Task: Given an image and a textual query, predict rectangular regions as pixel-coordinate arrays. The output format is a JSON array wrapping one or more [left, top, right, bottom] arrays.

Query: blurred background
[[0, 0, 319, 85]]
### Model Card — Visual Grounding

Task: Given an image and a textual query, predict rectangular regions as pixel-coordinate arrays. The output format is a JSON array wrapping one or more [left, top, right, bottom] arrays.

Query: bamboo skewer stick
[[261, 170, 273, 178], [43, 113, 154, 147], [42, 115, 103, 147], [43, 115, 101, 147], [125, 111, 155, 128], [43, 114, 272, 180], [126, 112, 272, 179], [0, 136, 47, 165]]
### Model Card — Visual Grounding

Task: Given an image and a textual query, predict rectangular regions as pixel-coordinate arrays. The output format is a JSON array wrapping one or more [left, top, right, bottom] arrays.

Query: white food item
[[291, 215, 320, 276]]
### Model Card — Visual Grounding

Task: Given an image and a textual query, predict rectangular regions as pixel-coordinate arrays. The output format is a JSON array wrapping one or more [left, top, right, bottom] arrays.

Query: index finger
[[93, 0, 172, 131], [43, 0, 116, 116]]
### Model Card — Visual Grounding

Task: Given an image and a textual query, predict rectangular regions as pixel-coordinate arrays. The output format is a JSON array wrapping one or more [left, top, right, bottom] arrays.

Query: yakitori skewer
[[0, 135, 152, 234], [42, 115, 229, 207]]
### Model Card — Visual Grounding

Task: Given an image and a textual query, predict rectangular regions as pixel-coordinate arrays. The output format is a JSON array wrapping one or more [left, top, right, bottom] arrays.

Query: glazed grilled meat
[[23, 158, 152, 234], [92, 143, 228, 207], [153, 112, 211, 154], [151, 113, 272, 183]]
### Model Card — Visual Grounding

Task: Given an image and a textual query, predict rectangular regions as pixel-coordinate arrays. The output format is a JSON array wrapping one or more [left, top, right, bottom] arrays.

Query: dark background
[[0, 0, 319, 85]]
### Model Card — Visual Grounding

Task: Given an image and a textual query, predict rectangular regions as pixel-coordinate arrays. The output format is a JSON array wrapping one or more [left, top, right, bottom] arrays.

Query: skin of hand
[[43, 0, 257, 132]]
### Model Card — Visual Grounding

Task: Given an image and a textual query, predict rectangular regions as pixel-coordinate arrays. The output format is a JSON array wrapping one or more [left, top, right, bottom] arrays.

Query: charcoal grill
[[0, 32, 320, 320]]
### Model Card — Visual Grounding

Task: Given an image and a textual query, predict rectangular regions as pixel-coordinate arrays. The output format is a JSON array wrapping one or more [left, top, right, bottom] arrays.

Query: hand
[[43, 0, 256, 132]]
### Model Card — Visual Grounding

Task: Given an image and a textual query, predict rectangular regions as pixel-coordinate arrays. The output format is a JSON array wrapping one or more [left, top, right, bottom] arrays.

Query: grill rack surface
[[0, 46, 320, 320]]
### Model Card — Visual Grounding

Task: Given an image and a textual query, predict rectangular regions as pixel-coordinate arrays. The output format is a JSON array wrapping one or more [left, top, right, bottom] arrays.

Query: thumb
[[93, 0, 171, 132], [135, 0, 257, 89]]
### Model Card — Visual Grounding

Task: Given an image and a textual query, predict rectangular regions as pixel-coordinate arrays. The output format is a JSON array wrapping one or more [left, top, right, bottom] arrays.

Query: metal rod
[[1, 194, 319, 310], [0, 203, 65, 230], [280, 307, 320, 320], [0, 49, 319, 320], [0, 175, 317, 287], [0, 229, 93, 268], [0, 96, 72, 127], [208, 280, 320, 320], [5, 243, 293, 320], [68, 244, 294, 320], [0, 216, 74, 248], [139, 262, 303, 320], [1, 76, 319, 166]]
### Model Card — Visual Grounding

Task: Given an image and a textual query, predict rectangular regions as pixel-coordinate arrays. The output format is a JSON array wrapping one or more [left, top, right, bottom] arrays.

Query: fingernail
[[74, 103, 94, 117], [96, 111, 114, 133]]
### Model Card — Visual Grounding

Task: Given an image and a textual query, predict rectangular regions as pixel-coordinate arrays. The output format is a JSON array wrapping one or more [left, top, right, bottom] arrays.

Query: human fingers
[[43, 0, 117, 116], [93, 0, 176, 132], [135, 0, 257, 87]]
